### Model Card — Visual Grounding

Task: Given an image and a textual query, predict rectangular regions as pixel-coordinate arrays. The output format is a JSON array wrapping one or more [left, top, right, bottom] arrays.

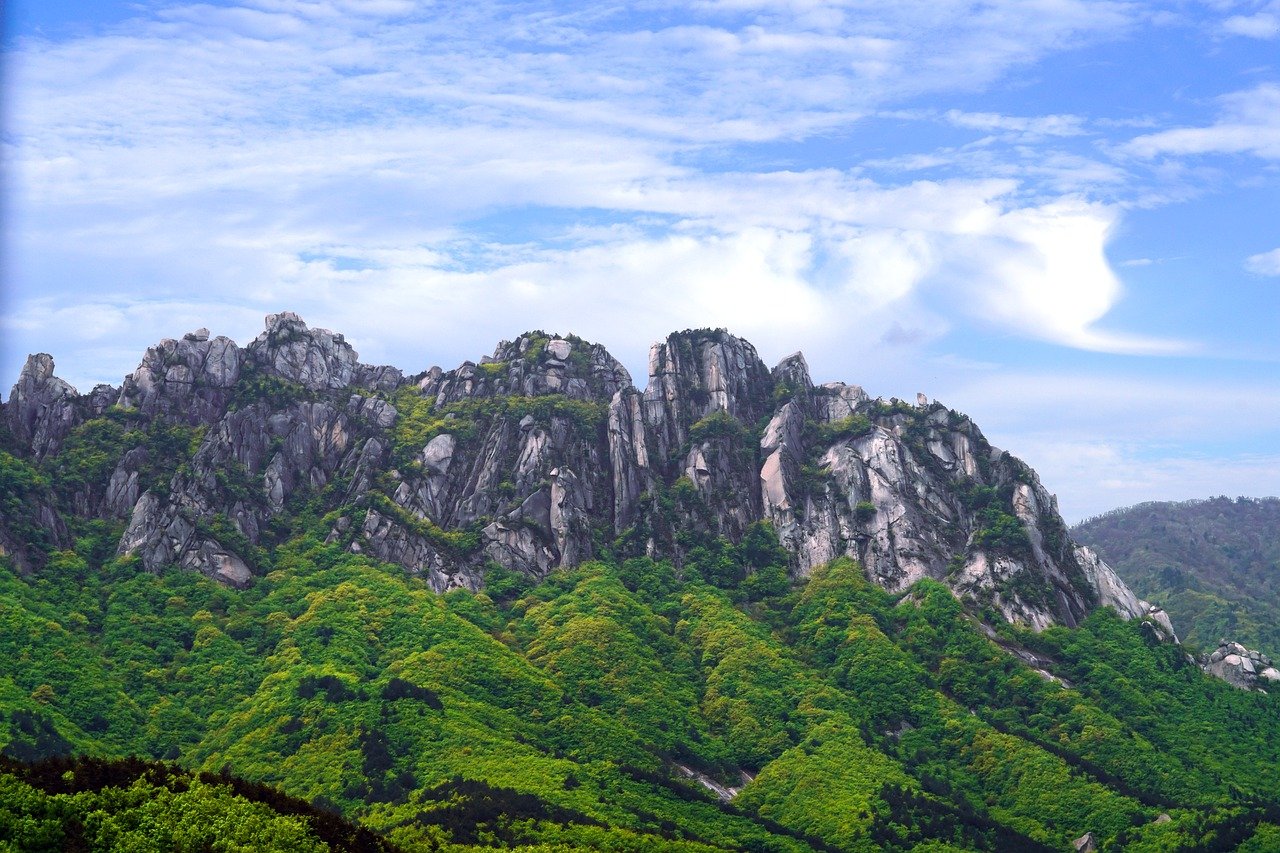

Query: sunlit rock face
[[8, 313, 1167, 638]]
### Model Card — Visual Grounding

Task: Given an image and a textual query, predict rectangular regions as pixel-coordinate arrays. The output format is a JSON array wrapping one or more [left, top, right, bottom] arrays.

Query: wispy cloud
[[942, 109, 1089, 139], [1125, 83, 1280, 159], [1245, 247, 1280, 275], [1220, 0, 1280, 38]]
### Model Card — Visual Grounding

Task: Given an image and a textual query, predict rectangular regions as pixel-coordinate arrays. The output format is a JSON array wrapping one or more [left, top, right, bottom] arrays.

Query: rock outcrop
[[4, 354, 81, 459], [117, 329, 242, 424], [1203, 640, 1280, 691], [4, 315, 1176, 639]]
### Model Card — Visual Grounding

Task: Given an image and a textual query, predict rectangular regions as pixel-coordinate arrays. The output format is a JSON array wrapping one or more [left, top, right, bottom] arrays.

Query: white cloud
[[1, 0, 1180, 393], [1223, 14, 1279, 37], [943, 109, 1088, 139], [1126, 83, 1280, 160], [6, 166, 1179, 392], [1221, 0, 1280, 39], [1245, 247, 1280, 275]]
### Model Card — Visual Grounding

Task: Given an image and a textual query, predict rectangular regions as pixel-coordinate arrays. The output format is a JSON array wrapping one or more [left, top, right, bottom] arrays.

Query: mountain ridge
[[3, 311, 1164, 638]]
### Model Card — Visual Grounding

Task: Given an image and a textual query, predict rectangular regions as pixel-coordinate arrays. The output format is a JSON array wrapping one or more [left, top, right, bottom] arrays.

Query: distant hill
[[1072, 497, 1280, 654]]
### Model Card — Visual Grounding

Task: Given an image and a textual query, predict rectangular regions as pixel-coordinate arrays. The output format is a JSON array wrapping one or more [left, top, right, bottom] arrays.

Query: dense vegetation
[[1073, 497, 1280, 654], [0, 755, 393, 852], [2, 514, 1279, 850]]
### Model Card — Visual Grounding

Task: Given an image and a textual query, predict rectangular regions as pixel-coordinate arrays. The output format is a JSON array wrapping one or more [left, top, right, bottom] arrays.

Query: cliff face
[[1, 313, 1171, 635]]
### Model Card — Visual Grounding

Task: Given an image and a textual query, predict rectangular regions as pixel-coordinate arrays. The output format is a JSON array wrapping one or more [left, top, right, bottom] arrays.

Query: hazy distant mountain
[[1073, 497, 1280, 654]]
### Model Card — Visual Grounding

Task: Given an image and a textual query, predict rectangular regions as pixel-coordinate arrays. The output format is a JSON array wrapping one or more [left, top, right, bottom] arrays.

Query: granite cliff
[[2, 313, 1173, 638]]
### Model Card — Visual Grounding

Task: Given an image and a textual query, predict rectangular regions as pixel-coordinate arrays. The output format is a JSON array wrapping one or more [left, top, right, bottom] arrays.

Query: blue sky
[[3, 0, 1278, 521]]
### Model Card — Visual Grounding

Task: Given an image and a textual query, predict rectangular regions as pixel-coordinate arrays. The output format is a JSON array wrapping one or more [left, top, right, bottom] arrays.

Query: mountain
[[2, 313, 1279, 852], [2, 312, 1160, 632], [1072, 497, 1280, 655]]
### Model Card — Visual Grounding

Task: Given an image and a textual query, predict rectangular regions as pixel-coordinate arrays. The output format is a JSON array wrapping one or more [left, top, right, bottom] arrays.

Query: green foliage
[[1074, 496, 1280, 653], [688, 410, 748, 444], [680, 522, 791, 600], [737, 719, 913, 851], [971, 506, 1031, 556], [48, 412, 204, 504], [229, 361, 317, 412], [0, 755, 392, 852], [3, 503, 1280, 850], [810, 414, 873, 446], [389, 388, 607, 469], [0, 450, 56, 565]]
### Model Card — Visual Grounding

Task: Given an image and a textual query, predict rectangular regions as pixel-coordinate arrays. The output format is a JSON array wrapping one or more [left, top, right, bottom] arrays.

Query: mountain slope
[[2, 315, 1279, 851], [1073, 497, 1280, 654], [3, 535, 1279, 850]]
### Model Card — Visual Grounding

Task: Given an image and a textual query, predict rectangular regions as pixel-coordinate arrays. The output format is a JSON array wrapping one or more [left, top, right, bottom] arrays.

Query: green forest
[[1073, 497, 1280, 655], [3, 514, 1279, 851]]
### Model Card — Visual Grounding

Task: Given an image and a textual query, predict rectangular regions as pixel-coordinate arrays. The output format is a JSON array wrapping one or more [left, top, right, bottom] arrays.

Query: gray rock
[[248, 312, 359, 390], [5, 317, 1169, 632], [347, 394, 398, 429], [546, 339, 573, 360], [356, 508, 482, 592], [771, 352, 812, 404], [607, 389, 653, 534], [5, 353, 80, 458], [1204, 638, 1278, 690], [118, 333, 242, 425]]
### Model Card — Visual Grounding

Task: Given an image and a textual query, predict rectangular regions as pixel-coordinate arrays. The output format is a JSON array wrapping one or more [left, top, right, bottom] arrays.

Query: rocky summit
[[5, 312, 1169, 635]]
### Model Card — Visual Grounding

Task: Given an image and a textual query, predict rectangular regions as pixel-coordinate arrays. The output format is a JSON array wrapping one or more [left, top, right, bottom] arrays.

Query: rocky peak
[[771, 352, 813, 408], [4, 353, 81, 459], [642, 329, 773, 466], [242, 313, 404, 393], [246, 312, 353, 391], [421, 333, 632, 405], [6, 316, 1179, 647], [117, 329, 243, 425]]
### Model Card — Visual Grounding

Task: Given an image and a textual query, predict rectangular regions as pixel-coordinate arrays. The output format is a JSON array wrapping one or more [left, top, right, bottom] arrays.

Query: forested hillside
[[1073, 497, 1280, 654], [3, 316, 1279, 851], [4, 534, 1280, 851]]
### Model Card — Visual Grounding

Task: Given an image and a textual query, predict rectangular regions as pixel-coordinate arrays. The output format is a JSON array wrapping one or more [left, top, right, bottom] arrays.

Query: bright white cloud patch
[[1245, 248, 1280, 276], [4, 0, 1181, 391], [1221, 0, 1280, 38]]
